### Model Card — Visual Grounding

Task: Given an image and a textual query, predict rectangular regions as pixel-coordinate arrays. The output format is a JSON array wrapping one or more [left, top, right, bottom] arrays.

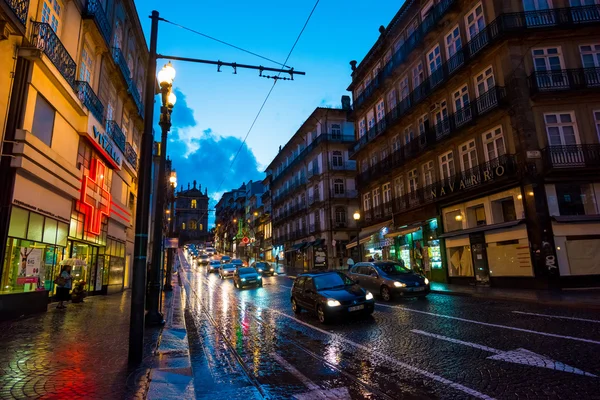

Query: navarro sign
[[431, 164, 507, 198]]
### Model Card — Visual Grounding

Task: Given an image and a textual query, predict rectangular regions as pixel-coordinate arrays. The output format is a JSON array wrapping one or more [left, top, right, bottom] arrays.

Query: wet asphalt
[[179, 257, 600, 400]]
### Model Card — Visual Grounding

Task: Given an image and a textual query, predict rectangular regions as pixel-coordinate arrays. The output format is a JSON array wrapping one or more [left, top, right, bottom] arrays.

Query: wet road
[[179, 256, 600, 400]]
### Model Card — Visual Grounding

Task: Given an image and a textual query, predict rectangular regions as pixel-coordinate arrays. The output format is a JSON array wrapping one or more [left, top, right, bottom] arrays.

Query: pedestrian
[[368, 256, 375, 262], [346, 257, 355, 271], [55, 265, 73, 309]]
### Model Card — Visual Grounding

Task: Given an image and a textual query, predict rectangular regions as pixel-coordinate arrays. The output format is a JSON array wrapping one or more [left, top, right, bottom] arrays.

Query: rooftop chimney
[[349, 60, 357, 72]]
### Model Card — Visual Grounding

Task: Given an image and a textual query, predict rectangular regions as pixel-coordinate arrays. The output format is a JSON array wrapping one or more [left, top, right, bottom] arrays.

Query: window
[[465, 3, 485, 41], [331, 123, 342, 138], [367, 110, 375, 131], [482, 126, 506, 161], [408, 169, 418, 192], [113, 21, 123, 49], [418, 114, 429, 136], [105, 102, 114, 124], [122, 112, 130, 141], [380, 147, 388, 161], [376, 99, 385, 124], [384, 50, 392, 65], [360, 159, 368, 173], [335, 207, 346, 223], [359, 118, 366, 138], [334, 179, 345, 195], [372, 188, 381, 208], [394, 177, 405, 198], [332, 151, 343, 167], [555, 183, 598, 216], [467, 205, 486, 227], [453, 85, 471, 126], [182, 222, 186, 230], [127, 54, 134, 79], [580, 44, 600, 68], [421, 0, 434, 18], [523, 0, 553, 11], [383, 182, 392, 203], [492, 197, 517, 223], [594, 110, 600, 140], [370, 152, 378, 167], [445, 25, 462, 72], [79, 45, 94, 83], [191, 199, 197, 209], [474, 66, 495, 96], [533, 47, 566, 88], [427, 45, 443, 85], [387, 89, 397, 111], [459, 139, 478, 172], [41, 0, 61, 33], [199, 224, 203, 231], [412, 63, 424, 89], [404, 126, 414, 145], [439, 151, 455, 181], [31, 95, 55, 147], [394, 36, 405, 53], [363, 193, 371, 210], [314, 184, 320, 201], [400, 75, 410, 100], [422, 161, 434, 187], [445, 210, 464, 232], [391, 135, 401, 152], [544, 112, 579, 145], [189, 220, 197, 230], [433, 100, 450, 136]]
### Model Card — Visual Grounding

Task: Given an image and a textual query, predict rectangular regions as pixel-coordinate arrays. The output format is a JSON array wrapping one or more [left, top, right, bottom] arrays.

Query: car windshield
[[209, 261, 220, 265], [378, 262, 412, 275], [255, 262, 271, 268], [200, 255, 209, 259], [239, 268, 256, 275], [313, 273, 354, 291], [232, 259, 242, 263], [222, 264, 236, 270]]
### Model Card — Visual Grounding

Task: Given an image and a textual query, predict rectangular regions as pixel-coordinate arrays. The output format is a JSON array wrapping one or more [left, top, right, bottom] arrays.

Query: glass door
[[470, 233, 490, 285]]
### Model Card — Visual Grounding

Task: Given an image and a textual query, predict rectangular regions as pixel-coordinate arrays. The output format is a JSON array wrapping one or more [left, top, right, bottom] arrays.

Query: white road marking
[[376, 303, 600, 345], [272, 353, 320, 391], [269, 309, 495, 400], [512, 310, 600, 323], [412, 330, 596, 377]]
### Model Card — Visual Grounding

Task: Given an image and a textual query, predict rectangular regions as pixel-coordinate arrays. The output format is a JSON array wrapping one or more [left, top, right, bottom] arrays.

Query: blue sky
[[136, 0, 403, 224]]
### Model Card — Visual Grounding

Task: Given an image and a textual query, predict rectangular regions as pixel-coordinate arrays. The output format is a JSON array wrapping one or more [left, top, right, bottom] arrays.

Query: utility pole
[[129, 10, 159, 364]]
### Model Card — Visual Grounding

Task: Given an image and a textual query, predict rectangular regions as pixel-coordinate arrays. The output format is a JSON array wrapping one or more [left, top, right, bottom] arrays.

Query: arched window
[[335, 207, 346, 223], [182, 222, 186, 230], [191, 199, 197, 209], [333, 179, 345, 195], [332, 151, 343, 167], [189, 220, 197, 230], [199, 223, 203, 231], [113, 21, 123, 49]]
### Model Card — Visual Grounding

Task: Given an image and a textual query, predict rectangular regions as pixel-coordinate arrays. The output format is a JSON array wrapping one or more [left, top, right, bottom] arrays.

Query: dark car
[[198, 254, 210, 265], [219, 263, 237, 279], [291, 271, 375, 324], [220, 256, 231, 264], [251, 261, 275, 276], [231, 259, 244, 268], [233, 267, 262, 289], [348, 261, 430, 301], [207, 260, 221, 273]]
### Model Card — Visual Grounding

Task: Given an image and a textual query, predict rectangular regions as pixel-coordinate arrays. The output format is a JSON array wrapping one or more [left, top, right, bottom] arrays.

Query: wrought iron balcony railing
[[83, 0, 111, 46], [5, 0, 29, 25], [106, 120, 126, 152], [273, 176, 307, 205], [329, 160, 357, 171], [528, 67, 600, 94], [307, 166, 320, 179], [350, 4, 600, 157], [112, 47, 131, 85], [30, 22, 77, 89], [128, 81, 144, 118], [76, 80, 104, 123], [329, 189, 359, 199], [125, 142, 138, 169], [542, 145, 600, 169]]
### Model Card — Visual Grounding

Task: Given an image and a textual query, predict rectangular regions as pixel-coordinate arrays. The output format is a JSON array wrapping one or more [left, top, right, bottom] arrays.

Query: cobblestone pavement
[[0, 291, 161, 400], [182, 257, 600, 400]]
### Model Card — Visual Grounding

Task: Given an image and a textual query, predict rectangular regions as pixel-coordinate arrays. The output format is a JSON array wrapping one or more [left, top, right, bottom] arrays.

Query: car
[[198, 254, 210, 265], [251, 261, 275, 276], [291, 271, 375, 324], [219, 263, 237, 279], [230, 259, 244, 268], [220, 256, 231, 264], [205, 247, 215, 255], [207, 260, 221, 273], [233, 267, 262, 289], [348, 261, 430, 301]]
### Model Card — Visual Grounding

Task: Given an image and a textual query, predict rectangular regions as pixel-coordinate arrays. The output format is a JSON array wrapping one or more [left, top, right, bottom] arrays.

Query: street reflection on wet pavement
[[180, 255, 600, 400]]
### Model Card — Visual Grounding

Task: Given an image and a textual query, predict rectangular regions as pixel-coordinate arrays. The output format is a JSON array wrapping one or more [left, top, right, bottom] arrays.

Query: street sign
[[526, 150, 542, 159]]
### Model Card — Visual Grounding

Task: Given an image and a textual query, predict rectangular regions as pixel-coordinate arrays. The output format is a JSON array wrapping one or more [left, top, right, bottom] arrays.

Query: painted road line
[[272, 353, 321, 392], [376, 303, 600, 345], [269, 309, 496, 400], [512, 311, 600, 323], [412, 330, 596, 377]]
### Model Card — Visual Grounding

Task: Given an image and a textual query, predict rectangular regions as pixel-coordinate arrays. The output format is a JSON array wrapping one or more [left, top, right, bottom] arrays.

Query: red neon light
[[80, 158, 111, 235]]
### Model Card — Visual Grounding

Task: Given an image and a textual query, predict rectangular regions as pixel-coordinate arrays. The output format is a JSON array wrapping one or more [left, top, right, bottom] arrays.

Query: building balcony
[[112, 46, 131, 86], [330, 189, 358, 199], [528, 68, 600, 94], [356, 87, 507, 187], [106, 120, 126, 152], [309, 223, 322, 234], [128, 81, 144, 118], [307, 166, 320, 179], [333, 221, 348, 229], [542, 145, 600, 170], [350, 4, 600, 158], [82, 0, 111, 46], [364, 203, 394, 225], [30, 22, 77, 89], [3, 0, 29, 27], [273, 176, 307, 205], [125, 142, 138, 169], [76, 80, 104, 123], [329, 160, 357, 171]]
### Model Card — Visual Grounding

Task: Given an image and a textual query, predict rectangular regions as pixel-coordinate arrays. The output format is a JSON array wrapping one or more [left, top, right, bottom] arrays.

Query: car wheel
[[291, 298, 302, 314], [381, 285, 392, 302], [317, 305, 328, 324]]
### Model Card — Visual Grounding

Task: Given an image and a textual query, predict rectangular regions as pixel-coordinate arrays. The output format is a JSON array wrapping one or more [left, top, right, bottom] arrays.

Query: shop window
[[565, 238, 600, 275], [8, 207, 29, 238], [491, 197, 517, 223], [447, 246, 474, 276], [31, 95, 56, 147], [487, 238, 533, 277], [445, 210, 463, 232], [555, 183, 598, 216], [466, 205, 486, 228], [27, 213, 44, 242]]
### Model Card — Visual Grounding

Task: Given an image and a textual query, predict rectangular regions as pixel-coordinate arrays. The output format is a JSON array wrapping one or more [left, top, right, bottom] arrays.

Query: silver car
[[348, 261, 430, 301], [219, 263, 237, 279]]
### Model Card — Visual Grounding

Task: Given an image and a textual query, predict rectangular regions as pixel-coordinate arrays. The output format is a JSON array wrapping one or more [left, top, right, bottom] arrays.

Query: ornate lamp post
[[353, 211, 361, 262], [164, 171, 177, 291], [147, 62, 177, 325]]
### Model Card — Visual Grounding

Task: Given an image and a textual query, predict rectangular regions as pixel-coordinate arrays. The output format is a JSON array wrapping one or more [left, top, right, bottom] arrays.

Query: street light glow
[[353, 211, 360, 221], [157, 61, 176, 85], [167, 91, 177, 106]]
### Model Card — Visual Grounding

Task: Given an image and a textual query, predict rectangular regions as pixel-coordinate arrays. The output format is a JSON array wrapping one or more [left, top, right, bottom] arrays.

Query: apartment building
[[267, 106, 359, 271], [347, 0, 600, 288], [0, 0, 147, 319]]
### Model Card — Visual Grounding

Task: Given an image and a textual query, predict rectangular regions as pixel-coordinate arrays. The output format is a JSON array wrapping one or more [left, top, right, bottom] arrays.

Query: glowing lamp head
[[455, 214, 463, 221], [353, 211, 361, 221], [158, 61, 176, 85], [167, 91, 177, 106]]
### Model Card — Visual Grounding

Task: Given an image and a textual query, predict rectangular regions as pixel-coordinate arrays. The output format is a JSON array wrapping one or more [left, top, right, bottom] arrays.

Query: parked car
[[233, 267, 262, 289], [219, 263, 237, 279], [208, 260, 221, 273], [348, 261, 429, 301], [220, 256, 231, 264], [231, 259, 244, 268], [291, 271, 375, 324], [251, 261, 275, 276]]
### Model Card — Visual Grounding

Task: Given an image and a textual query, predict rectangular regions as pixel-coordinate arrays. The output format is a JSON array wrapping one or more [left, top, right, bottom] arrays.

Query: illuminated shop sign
[[80, 158, 111, 235], [431, 165, 506, 198], [88, 126, 122, 170]]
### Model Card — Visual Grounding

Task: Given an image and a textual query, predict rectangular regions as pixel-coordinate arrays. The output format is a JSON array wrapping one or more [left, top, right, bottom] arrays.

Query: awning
[[346, 220, 392, 250], [309, 238, 325, 248], [346, 236, 371, 249], [439, 220, 523, 238], [291, 242, 310, 251], [385, 226, 420, 238]]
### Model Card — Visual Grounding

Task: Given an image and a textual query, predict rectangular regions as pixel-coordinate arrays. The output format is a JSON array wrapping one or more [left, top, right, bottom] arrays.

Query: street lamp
[[353, 211, 361, 262], [164, 170, 177, 292], [147, 62, 177, 325]]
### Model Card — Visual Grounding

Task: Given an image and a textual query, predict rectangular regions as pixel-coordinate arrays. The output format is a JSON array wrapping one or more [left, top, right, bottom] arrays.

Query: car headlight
[[365, 292, 374, 300], [424, 278, 430, 285], [258, 269, 263, 272], [257, 276, 262, 280], [394, 281, 406, 288], [327, 299, 341, 307], [241, 278, 246, 282]]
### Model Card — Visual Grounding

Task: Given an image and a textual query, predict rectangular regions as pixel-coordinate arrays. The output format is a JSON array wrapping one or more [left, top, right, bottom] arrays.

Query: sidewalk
[[0, 290, 162, 399], [430, 282, 600, 309]]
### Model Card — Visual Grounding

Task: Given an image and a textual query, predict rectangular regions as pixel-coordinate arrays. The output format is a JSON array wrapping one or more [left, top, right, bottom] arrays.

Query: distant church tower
[[175, 180, 209, 244]]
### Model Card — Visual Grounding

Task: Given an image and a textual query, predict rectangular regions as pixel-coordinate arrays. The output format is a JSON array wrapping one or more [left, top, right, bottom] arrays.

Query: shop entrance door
[[470, 233, 490, 285]]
